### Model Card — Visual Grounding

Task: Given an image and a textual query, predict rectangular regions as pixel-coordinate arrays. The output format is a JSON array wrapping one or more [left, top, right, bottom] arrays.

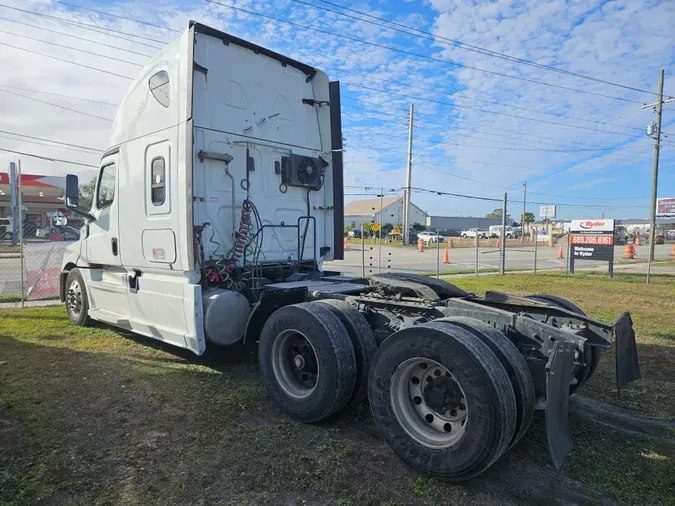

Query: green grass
[[1, 275, 674, 505]]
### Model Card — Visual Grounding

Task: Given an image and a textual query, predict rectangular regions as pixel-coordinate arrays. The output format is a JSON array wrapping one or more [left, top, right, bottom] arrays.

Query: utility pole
[[522, 181, 527, 236], [403, 104, 414, 245], [642, 70, 668, 274]]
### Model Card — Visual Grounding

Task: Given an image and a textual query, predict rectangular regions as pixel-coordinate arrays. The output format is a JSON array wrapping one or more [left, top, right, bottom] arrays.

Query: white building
[[344, 197, 427, 230]]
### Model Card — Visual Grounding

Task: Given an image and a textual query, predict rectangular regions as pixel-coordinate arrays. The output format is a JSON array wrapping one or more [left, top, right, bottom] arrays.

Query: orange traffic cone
[[343, 237, 348, 250], [496, 237, 501, 248], [623, 244, 634, 259], [448, 238, 454, 248], [557, 246, 564, 259], [671, 243, 675, 259], [418, 238, 424, 252], [635, 236, 641, 247], [443, 246, 450, 264]]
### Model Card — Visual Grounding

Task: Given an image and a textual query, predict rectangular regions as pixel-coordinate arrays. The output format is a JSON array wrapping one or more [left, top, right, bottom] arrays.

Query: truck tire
[[65, 268, 92, 326], [525, 294, 600, 394], [368, 323, 516, 481], [258, 303, 356, 423], [315, 299, 377, 405], [434, 318, 535, 450]]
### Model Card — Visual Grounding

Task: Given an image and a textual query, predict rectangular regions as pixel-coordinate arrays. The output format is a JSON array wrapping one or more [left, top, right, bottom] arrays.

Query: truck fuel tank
[[202, 289, 251, 345]]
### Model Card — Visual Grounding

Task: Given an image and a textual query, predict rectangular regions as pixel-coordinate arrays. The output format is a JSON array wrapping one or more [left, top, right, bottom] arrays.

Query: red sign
[[26, 267, 61, 300], [571, 234, 614, 246]]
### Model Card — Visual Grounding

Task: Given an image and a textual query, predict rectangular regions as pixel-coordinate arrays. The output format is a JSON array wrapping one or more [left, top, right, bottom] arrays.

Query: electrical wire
[[0, 14, 155, 57], [0, 84, 118, 106], [0, 147, 99, 167], [326, 66, 643, 131], [347, 83, 646, 139], [0, 130, 102, 154], [0, 41, 135, 79], [0, 4, 166, 48], [0, 29, 145, 66], [0, 88, 115, 122], [204, 0, 645, 104], [307, 0, 672, 99], [54, 1, 181, 33]]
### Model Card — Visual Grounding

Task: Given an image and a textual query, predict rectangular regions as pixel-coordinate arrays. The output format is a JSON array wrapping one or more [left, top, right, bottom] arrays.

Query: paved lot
[[324, 243, 675, 277]]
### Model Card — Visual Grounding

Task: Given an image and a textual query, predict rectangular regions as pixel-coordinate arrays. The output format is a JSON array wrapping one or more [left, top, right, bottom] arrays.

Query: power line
[[0, 129, 101, 152], [0, 42, 134, 79], [307, 0, 671, 99], [204, 0, 644, 104], [0, 84, 118, 106], [327, 66, 642, 132], [349, 123, 651, 153], [408, 186, 651, 208], [0, 15, 155, 57], [341, 98, 657, 160], [347, 83, 647, 139], [342, 102, 657, 165], [54, 1, 180, 32], [0, 147, 99, 168], [0, 133, 101, 155], [0, 29, 144, 66], [0, 88, 114, 121], [0, 4, 166, 48]]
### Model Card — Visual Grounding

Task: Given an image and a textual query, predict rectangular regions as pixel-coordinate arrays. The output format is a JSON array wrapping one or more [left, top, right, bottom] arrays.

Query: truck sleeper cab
[[60, 22, 641, 482]]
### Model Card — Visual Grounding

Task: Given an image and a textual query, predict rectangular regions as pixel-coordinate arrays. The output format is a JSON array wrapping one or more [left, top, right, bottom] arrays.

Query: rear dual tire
[[368, 321, 519, 481], [258, 301, 376, 422]]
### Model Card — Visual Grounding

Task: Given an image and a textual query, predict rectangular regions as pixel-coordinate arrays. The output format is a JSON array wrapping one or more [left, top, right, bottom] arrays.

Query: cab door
[[84, 153, 131, 322]]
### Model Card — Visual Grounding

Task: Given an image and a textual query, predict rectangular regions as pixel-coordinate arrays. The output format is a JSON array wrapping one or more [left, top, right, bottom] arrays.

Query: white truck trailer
[[60, 22, 641, 481]]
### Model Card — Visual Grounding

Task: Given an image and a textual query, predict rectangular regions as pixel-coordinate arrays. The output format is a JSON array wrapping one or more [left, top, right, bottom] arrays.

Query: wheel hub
[[423, 376, 462, 413], [389, 358, 468, 449], [271, 330, 319, 399], [294, 355, 306, 369]]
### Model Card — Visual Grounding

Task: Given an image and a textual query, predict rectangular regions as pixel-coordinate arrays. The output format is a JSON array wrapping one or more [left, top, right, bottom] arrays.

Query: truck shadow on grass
[[1, 330, 674, 506]]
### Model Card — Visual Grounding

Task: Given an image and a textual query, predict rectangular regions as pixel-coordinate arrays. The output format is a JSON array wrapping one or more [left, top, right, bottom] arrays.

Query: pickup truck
[[461, 228, 488, 239]]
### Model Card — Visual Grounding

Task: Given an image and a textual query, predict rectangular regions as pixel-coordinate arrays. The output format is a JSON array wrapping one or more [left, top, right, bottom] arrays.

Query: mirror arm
[[66, 200, 96, 222]]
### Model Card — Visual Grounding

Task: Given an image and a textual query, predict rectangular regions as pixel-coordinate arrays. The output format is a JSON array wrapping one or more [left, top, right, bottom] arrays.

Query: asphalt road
[[324, 243, 675, 277]]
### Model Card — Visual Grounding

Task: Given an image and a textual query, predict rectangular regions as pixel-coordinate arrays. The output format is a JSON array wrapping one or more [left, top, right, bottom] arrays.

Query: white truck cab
[[61, 22, 344, 354]]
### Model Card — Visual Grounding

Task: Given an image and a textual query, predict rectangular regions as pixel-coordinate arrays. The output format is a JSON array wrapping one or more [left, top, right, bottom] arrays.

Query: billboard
[[569, 219, 615, 276], [656, 198, 675, 218], [539, 205, 556, 220]]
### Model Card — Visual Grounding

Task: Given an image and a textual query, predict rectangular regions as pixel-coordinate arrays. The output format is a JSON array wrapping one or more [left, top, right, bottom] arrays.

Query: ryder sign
[[569, 219, 615, 276]]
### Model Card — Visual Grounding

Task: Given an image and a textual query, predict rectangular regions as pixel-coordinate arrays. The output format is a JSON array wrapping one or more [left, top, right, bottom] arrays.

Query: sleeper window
[[149, 70, 170, 108], [96, 163, 116, 209], [151, 157, 165, 206]]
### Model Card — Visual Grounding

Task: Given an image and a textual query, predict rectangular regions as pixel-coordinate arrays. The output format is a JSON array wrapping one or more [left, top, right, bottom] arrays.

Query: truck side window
[[96, 163, 116, 209], [151, 157, 165, 206], [149, 70, 170, 108]]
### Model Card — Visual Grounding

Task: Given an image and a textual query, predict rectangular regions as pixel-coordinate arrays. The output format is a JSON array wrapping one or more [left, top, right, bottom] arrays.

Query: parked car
[[461, 228, 488, 239], [488, 225, 518, 239], [666, 230, 675, 241], [347, 229, 361, 238], [437, 228, 460, 237], [417, 231, 445, 244]]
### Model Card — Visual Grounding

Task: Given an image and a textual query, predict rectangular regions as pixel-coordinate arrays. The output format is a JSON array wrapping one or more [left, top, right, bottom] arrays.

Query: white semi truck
[[60, 22, 641, 481]]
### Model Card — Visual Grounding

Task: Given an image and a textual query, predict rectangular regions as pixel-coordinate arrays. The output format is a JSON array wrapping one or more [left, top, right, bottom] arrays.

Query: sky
[[0, 0, 674, 220]]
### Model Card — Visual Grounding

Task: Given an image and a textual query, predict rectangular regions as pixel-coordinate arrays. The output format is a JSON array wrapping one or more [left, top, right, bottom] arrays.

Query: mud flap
[[545, 341, 575, 470], [614, 312, 641, 395]]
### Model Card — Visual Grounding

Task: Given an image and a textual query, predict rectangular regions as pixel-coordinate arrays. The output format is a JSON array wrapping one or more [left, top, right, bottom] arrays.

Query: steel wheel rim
[[390, 358, 468, 449], [271, 329, 319, 399], [66, 279, 82, 317]]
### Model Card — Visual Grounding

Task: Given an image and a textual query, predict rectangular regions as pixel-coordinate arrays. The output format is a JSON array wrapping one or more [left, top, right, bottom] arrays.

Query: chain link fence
[[0, 211, 78, 304], [331, 195, 675, 283]]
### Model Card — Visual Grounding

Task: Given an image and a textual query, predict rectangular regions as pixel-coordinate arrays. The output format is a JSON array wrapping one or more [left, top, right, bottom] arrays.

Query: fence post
[[565, 232, 571, 277], [361, 222, 365, 278], [436, 230, 440, 279], [533, 233, 538, 276], [500, 192, 507, 275], [378, 189, 383, 273], [475, 235, 479, 276], [18, 159, 25, 307]]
